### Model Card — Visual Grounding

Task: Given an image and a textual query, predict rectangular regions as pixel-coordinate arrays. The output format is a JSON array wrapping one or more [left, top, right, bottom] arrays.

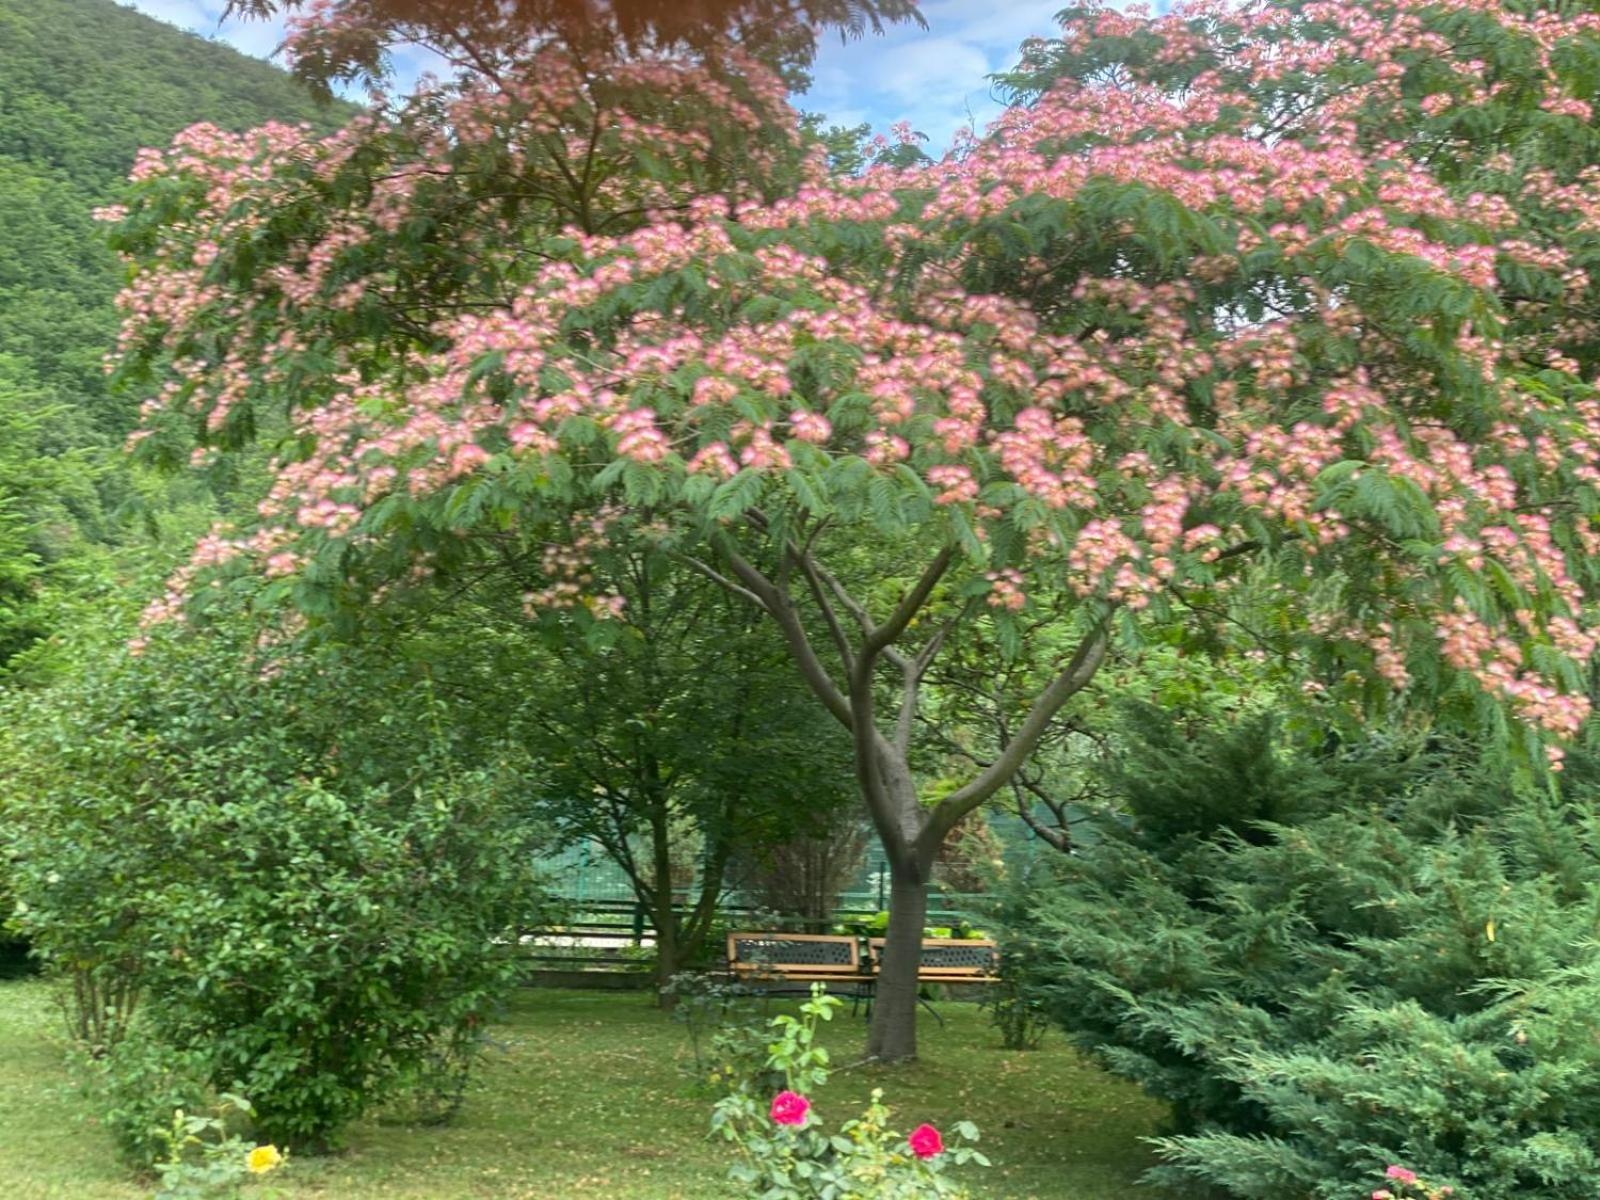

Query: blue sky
[[119, 0, 1068, 150]]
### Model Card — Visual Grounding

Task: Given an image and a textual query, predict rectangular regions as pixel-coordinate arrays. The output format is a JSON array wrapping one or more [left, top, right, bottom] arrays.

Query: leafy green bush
[[1011, 704, 1600, 1199], [1, 623, 544, 1153], [985, 950, 1049, 1052], [76, 1037, 215, 1166], [832, 911, 986, 940], [663, 972, 777, 1097]]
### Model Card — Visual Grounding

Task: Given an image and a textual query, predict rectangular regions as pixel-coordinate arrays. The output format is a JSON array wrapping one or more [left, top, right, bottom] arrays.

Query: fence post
[[631, 902, 645, 946]]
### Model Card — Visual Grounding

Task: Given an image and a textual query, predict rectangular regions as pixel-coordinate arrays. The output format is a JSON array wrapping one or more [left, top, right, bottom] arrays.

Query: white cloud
[[920, 0, 1066, 50], [875, 37, 993, 103], [215, 14, 291, 59], [801, 0, 1065, 150]]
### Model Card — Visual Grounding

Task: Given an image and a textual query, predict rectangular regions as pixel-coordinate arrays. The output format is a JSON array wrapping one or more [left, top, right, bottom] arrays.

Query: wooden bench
[[726, 932, 998, 1020], [859, 937, 999, 1025], [867, 936, 999, 982], [726, 932, 869, 988]]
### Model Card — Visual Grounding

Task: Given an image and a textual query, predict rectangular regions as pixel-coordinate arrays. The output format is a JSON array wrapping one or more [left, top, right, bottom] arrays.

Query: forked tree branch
[[719, 549, 857, 731], [918, 622, 1110, 853], [789, 545, 857, 675], [892, 603, 972, 753], [862, 547, 955, 660]]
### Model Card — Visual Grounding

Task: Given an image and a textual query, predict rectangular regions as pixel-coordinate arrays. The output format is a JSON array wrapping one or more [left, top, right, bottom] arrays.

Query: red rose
[[908, 1123, 944, 1158], [770, 1090, 811, 1126]]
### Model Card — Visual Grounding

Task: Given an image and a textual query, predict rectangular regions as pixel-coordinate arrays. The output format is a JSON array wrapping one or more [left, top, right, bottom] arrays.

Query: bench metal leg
[[851, 980, 874, 1019]]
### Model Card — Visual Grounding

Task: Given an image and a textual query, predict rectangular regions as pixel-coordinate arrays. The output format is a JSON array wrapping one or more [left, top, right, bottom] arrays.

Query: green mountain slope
[[0, 0, 332, 191], [0, 0, 354, 666], [0, 0, 347, 428]]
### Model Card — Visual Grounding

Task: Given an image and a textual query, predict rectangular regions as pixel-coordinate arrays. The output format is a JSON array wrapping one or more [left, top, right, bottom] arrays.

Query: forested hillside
[[0, 0, 349, 666]]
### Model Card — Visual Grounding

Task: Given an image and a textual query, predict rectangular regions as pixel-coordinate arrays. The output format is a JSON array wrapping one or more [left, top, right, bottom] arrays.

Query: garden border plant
[[711, 985, 988, 1198]]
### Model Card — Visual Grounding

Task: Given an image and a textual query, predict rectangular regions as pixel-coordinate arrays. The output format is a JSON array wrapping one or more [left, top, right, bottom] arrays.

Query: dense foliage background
[[7, 0, 1600, 1195]]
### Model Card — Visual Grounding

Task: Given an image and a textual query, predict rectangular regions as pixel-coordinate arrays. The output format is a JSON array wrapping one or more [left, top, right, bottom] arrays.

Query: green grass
[[0, 979, 1167, 1199]]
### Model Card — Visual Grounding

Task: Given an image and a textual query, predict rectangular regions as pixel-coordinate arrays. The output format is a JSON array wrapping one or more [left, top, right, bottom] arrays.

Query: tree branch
[[789, 544, 857, 675], [677, 554, 767, 611], [1012, 779, 1071, 853], [891, 605, 971, 754], [723, 549, 855, 730], [918, 623, 1111, 853], [862, 546, 954, 660]]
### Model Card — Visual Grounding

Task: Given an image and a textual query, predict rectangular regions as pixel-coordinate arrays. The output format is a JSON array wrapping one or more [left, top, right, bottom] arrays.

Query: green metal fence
[[533, 808, 1059, 916], [532, 842, 1004, 921]]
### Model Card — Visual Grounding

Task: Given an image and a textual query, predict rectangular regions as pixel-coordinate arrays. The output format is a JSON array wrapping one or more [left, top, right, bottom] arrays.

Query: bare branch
[[811, 560, 912, 673], [1012, 779, 1072, 853], [911, 599, 974, 680], [818, 563, 877, 635], [677, 554, 768, 611], [1011, 774, 1104, 855], [790, 544, 857, 675]]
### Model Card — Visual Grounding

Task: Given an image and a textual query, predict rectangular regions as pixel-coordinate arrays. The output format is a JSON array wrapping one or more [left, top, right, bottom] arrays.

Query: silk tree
[[108, 0, 1600, 1059]]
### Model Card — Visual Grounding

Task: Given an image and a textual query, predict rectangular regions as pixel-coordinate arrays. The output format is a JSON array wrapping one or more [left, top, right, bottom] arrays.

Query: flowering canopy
[[110, 0, 1600, 774], [221, 0, 924, 97]]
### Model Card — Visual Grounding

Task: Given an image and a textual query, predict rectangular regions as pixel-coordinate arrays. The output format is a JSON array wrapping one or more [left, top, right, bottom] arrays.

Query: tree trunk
[[867, 864, 929, 1062], [649, 803, 681, 1009], [654, 913, 683, 1008]]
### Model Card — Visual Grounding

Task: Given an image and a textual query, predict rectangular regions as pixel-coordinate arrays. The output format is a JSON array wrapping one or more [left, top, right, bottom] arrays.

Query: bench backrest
[[867, 937, 998, 979], [727, 932, 860, 977]]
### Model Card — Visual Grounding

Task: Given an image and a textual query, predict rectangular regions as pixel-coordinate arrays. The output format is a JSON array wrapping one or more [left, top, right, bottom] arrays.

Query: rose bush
[[710, 987, 987, 1198]]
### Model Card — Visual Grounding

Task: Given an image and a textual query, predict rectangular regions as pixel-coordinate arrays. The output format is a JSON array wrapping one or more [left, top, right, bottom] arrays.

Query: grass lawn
[[0, 978, 1167, 1199]]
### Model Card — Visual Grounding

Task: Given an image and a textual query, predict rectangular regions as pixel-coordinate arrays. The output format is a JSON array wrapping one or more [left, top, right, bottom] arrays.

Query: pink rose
[[1373, 1191, 1394, 1200], [908, 1123, 944, 1158], [1386, 1166, 1418, 1185], [770, 1091, 810, 1126]]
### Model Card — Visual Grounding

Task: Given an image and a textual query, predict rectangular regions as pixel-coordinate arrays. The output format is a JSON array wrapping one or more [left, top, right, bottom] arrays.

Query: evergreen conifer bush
[[1013, 705, 1600, 1199]]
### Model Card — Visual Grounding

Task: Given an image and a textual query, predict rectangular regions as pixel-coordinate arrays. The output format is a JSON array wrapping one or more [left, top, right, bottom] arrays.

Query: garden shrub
[[663, 971, 777, 1097], [75, 1037, 216, 1166], [1012, 703, 1600, 1200], [711, 986, 988, 1198], [1, 623, 545, 1153], [984, 937, 1049, 1052]]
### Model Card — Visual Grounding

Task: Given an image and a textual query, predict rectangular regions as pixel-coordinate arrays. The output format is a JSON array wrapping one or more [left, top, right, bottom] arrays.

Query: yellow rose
[[246, 1144, 284, 1175]]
